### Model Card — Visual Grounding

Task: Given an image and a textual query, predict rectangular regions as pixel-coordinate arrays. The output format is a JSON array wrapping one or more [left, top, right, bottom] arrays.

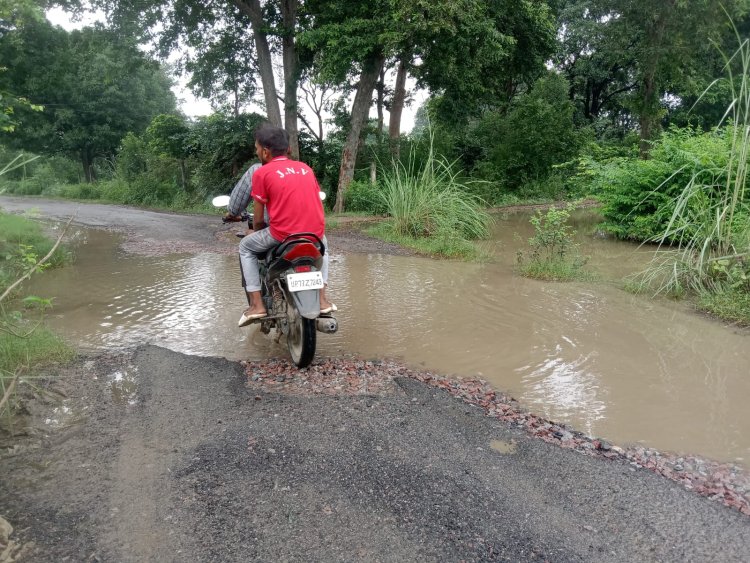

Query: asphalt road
[[1, 346, 749, 562]]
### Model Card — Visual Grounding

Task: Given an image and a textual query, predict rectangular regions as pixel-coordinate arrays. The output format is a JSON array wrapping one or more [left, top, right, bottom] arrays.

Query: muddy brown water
[[23, 211, 750, 468]]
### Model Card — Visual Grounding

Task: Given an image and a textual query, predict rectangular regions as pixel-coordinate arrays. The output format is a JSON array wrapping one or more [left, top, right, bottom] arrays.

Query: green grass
[[0, 212, 74, 416], [696, 289, 750, 325], [0, 315, 73, 378], [0, 316, 73, 419], [517, 260, 598, 282], [0, 212, 71, 288], [366, 221, 491, 260]]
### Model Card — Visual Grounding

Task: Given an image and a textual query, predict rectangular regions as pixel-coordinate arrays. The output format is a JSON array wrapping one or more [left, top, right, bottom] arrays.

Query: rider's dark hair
[[254, 124, 289, 157]]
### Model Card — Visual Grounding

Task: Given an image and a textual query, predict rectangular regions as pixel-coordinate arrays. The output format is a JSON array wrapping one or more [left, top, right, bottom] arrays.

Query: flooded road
[[23, 211, 750, 468]]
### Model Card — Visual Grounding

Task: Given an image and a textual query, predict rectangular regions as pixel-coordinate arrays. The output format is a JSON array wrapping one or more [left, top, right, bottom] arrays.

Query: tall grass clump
[[634, 25, 750, 304], [371, 139, 492, 259]]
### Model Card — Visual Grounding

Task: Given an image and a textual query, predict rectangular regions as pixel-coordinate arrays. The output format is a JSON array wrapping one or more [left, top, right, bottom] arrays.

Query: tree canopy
[[0, 16, 176, 180]]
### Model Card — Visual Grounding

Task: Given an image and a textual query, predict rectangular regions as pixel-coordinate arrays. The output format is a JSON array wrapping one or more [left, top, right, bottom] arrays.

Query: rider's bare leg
[[243, 290, 267, 316], [320, 285, 334, 311]]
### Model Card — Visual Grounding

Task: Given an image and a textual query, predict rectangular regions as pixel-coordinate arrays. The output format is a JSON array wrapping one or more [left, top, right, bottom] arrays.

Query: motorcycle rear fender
[[289, 288, 320, 320]]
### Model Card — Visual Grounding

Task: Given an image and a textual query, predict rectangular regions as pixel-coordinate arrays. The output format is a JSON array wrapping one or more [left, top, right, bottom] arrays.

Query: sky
[[44, 7, 425, 134]]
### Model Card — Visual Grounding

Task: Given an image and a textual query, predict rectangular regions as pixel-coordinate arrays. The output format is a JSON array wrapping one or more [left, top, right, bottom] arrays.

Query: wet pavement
[[1, 346, 749, 562]]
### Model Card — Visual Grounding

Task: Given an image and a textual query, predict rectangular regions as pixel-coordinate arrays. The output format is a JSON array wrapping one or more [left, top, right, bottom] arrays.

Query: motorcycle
[[212, 194, 338, 368]]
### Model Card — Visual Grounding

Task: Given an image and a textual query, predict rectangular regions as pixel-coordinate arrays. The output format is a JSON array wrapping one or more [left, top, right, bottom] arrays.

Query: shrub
[[591, 127, 735, 242], [517, 204, 592, 281], [344, 180, 387, 214], [623, 30, 750, 319], [472, 74, 587, 193]]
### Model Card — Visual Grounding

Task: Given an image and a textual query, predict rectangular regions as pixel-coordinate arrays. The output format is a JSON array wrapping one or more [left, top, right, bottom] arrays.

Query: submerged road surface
[[1, 346, 749, 562]]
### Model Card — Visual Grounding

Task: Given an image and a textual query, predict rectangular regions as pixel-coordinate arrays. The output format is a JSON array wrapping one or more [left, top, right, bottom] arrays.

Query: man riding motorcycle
[[235, 124, 336, 327]]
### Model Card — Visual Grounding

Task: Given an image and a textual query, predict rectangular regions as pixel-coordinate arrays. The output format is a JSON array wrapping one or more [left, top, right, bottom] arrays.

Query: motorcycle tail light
[[294, 265, 312, 273]]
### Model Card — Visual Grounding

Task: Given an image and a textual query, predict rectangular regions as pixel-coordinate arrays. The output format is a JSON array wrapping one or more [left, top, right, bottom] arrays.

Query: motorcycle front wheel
[[287, 308, 316, 368]]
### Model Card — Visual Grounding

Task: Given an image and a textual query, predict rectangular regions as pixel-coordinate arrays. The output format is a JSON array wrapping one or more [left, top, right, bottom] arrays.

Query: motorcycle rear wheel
[[287, 309, 316, 368]]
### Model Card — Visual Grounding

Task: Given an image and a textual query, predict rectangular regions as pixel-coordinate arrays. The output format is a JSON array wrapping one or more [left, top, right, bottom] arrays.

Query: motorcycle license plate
[[287, 271, 324, 292]]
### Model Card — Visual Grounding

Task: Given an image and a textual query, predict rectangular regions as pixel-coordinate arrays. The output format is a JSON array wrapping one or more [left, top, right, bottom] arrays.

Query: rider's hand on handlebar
[[223, 212, 243, 223]]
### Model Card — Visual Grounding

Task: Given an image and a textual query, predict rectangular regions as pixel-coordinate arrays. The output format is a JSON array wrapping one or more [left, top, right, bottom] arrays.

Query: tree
[[146, 114, 191, 190], [555, 0, 638, 132], [188, 111, 266, 182], [404, 0, 557, 124], [555, 0, 750, 154], [0, 0, 47, 132], [95, 0, 302, 158], [299, 0, 559, 211], [0, 19, 176, 181], [473, 73, 584, 191], [298, 0, 388, 212], [183, 16, 258, 117]]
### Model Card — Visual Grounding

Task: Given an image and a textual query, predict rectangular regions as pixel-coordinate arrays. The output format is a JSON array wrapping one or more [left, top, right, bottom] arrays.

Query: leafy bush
[[0, 212, 70, 288], [344, 180, 387, 214], [618, 33, 750, 320], [590, 127, 737, 241], [517, 204, 592, 281], [49, 182, 102, 200], [472, 74, 588, 194]]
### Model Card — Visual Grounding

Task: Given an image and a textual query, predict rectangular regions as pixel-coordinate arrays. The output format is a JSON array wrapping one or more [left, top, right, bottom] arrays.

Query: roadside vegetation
[[582, 29, 750, 325], [0, 211, 73, 418], [516, 204, 595, 282], [360, 141, 492, 260]]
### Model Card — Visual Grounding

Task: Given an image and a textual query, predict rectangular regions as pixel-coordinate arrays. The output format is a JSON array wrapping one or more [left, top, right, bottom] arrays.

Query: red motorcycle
[[214, 195, 337, 368]]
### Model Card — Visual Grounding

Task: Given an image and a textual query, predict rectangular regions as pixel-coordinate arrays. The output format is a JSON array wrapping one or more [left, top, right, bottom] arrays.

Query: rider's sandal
[[238, 311, 267, 327], [320, 303, 338, 315]]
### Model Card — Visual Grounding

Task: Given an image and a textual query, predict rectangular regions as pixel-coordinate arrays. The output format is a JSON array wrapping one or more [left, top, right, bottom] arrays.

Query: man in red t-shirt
[[237, 124, 335, 326]]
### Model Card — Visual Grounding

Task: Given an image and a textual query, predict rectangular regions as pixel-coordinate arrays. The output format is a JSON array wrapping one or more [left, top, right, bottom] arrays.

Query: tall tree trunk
[[637, 0, 674, 159], [376, 67, 385, 143], [281, 0, 300, 159], [388, 57, 408, 159], [81, 149, 93, 183], [180, 159, 188, 191], [335, 55, 385, 213], [234, 0, 282, 127], [638, 71, 658, 158]]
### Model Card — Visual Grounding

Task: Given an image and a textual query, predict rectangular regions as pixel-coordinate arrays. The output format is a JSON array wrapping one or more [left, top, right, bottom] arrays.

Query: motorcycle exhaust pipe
[[316, 316, 338, 334]]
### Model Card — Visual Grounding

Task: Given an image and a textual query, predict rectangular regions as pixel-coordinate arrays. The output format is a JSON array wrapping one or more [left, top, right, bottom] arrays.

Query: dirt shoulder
[[2, 346, 749, 562]]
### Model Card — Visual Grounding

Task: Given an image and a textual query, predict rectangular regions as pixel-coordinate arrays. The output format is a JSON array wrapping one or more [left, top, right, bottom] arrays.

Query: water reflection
[[24, 218, 750, 467]]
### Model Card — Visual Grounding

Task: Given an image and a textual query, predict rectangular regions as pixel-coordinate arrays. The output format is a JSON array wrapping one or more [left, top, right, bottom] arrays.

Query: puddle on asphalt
[[490, 440, 517, 454], [106, 368, 139, 406], [23, 211, 750, 468], [44, 401, 87, 429]]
